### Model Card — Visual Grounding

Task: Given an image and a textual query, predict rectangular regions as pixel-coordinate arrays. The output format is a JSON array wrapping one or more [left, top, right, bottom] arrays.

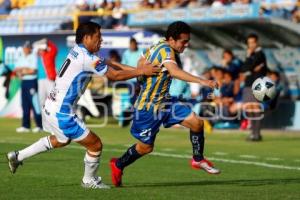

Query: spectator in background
[[34, 38, 58, 105], [111, 0, 127, 29], [0, 59, 12, 99], [76, 0, 92, 24], [109, 49, 122, 63], [0, 0, 11, 14], [14, 41, 42, 133], [101, 1, 115, 29], [121, 38, 143, 104], [153, 0, 163, 9], [138, 0, 153, 9], [292, 6, 300, 23], [221, 49, 243, 80], [240, 33, 268, 141]]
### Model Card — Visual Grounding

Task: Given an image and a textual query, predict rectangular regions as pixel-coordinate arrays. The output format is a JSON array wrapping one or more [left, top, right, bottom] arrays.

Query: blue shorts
[[130, 98, 192, 144]]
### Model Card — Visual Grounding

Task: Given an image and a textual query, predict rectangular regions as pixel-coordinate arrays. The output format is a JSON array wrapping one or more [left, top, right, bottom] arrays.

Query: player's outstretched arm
[[105, 61, 160, 81], [164, 62, 217, 89]]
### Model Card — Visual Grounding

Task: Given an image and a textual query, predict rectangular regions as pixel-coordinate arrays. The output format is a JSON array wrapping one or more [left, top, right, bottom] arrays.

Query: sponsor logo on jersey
[[69, 48, 79, 59]]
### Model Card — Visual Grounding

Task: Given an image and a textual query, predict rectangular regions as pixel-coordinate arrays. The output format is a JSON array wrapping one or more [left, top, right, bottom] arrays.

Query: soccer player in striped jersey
[[6, 22, 160, 189], [110, 21, 221, 187]]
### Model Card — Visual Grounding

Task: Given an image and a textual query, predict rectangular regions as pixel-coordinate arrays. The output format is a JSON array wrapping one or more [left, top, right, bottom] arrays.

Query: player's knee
[[136, 144, 153, 155], [191, 118, 204, 133], [93, 139, 103, 152]]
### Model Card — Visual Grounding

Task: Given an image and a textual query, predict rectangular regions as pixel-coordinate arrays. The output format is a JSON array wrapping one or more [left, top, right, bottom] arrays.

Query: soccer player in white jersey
[[6, 22, 160, 189]]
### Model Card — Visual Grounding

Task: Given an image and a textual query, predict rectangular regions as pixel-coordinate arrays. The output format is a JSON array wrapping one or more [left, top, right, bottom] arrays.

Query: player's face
[[171, 33, 190, 53], [85, 29, 102, 53]]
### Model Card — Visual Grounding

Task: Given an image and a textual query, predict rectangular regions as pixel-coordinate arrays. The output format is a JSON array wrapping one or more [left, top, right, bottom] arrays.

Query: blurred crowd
[[74, 0, 300, 28], [1, 0, 300, 26]]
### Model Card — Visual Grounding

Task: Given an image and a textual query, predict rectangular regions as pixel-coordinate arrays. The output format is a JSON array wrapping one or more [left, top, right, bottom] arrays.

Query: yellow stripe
[[153, 75, 170, 112], [137, 76, 152, 110], [146, 72, 164, 110]]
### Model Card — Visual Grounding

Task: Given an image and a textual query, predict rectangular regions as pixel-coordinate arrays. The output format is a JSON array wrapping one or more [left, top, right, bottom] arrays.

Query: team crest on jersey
[[94, 58, 107, 72]]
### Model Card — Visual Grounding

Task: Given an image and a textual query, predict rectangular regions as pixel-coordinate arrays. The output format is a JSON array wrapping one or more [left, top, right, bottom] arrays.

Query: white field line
[[213, 152, 228, 156], [266, 157, 283, 161], [1, 140, 299, 171], [239, 155, 259, 159], [66, 146, 300, 171]]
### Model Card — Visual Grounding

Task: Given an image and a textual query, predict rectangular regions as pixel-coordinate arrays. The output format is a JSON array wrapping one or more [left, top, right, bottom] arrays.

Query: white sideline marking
[[239, 155, 258, 159], [148, 152, 300, 171], [213, 152, 228, 156], [266, 157, 283, 161], [161, 148, 174, 152], [66, 146, 300, 171]]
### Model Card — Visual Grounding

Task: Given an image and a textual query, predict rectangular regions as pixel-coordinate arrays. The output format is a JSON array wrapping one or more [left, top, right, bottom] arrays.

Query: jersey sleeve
[[83, 55, 108, 76], [159, 47, 177, 67]]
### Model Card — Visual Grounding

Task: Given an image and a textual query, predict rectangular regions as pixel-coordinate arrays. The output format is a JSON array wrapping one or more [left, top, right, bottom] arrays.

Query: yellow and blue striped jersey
[[135, 39, 179, 111]]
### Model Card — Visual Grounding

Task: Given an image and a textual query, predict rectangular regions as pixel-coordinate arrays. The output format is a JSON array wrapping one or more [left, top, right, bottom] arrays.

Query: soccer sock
[[190, 130, 205, 162], [116, 144, 142, 170], [251, 112, 262, 138], [82, 152, 100, 183], [18, 136, 53, 161]]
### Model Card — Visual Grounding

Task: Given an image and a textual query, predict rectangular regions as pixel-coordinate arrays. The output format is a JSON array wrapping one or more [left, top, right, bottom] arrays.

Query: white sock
[[82, 152, 100, 183], [18, 136, 53, 161]]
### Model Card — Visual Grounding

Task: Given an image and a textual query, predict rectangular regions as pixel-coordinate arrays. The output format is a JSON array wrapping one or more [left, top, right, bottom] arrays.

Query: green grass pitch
[[1, 118, 300, 200]]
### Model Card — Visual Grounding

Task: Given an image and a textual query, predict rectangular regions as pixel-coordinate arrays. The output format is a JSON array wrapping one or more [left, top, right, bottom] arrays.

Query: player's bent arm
[[164, 62, 216, 88], [105, 67, 144, 81]]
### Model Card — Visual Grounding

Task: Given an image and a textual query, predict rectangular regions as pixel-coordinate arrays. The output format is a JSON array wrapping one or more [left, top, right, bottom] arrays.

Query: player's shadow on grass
[[125, 178, 300, 188]]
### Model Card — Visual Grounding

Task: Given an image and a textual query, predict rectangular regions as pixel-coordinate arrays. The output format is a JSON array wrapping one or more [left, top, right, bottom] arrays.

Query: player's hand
[[202, 79, 218, 89], [137, 60, 161, 76]]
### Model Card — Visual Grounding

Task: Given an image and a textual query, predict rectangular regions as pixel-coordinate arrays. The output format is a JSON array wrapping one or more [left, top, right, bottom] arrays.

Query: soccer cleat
[[16, 127, 30, 133], [110, 158, 123, 187], [7, 151, 23, 174], [190, 158, 221, 174], [81, 176, 110, 189]]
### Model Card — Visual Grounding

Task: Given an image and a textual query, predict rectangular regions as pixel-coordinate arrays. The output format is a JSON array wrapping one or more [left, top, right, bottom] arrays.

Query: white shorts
[[42, 107, 90, 143]]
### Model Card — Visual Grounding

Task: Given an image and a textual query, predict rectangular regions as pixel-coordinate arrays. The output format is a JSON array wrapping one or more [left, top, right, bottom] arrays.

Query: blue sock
[[116, 144, 142, 170], [190, 130, 205, 162]]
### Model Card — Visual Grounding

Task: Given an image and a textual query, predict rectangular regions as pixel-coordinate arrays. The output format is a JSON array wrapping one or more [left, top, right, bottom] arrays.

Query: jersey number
[[58, 58, 71, 77]]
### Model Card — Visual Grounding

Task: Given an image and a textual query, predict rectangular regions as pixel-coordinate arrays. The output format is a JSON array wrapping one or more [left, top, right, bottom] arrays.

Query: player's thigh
[[76, 131, 102, 152], [180, 112, 203, 132]]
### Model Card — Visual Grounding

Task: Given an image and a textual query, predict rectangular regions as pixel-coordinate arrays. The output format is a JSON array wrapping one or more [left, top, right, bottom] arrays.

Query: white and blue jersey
[[42, 44, 108, 143]]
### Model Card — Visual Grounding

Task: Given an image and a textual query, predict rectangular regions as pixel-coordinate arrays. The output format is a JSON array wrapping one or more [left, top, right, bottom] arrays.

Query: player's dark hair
[[165, 21, 191, 41], [247, 33, 259, 42], [75, 22, 101, 44]]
